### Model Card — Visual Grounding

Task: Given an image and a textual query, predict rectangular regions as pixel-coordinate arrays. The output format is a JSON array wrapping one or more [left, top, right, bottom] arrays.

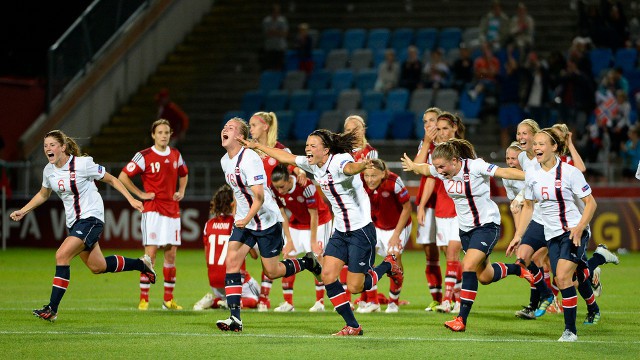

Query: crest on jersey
[[234, 167, 240, 175], [173, 161, 178, 169], [70, 172, 76, 181], [381, 191, 390, 198], [126, 162, 136, 172], [297, 196, 305, 203], [268, 157, 276, 166], [463, 174, 470, 182], [554, 180, 562, 188]]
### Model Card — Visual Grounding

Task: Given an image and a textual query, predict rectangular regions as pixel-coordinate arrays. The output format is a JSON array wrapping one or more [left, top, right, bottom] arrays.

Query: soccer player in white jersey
[[216, 118, 322, 332], [238, 127, 402, 336], [119, 119, 189, 311], [401, 139, 527, 332], [510, 129, 599, 342], [10, 130, 154, 322]]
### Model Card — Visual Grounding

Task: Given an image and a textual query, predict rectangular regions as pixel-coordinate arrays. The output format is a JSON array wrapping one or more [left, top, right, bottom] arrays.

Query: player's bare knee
[[347, 283, 363, 294]]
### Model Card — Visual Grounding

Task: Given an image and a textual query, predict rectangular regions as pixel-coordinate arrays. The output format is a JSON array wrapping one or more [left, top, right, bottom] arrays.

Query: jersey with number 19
[[429, 158, 501, 232], [42, 155, 106, 228], [221, 147, 281, 231]]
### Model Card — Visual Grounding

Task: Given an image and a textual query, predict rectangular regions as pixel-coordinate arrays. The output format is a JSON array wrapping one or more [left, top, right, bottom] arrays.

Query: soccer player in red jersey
[[119, 119, 188, 311]]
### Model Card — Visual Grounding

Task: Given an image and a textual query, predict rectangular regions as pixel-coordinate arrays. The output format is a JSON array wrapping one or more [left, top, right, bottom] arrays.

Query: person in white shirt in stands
[[510, 128, 598, 342], [238, 128, 402, 336], [216, 118, 322, 332]]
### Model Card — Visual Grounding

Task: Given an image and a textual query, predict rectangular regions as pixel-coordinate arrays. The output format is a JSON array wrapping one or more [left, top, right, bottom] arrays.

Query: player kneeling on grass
[[194, 185, 261, 311], [10, 130, 154, 322]]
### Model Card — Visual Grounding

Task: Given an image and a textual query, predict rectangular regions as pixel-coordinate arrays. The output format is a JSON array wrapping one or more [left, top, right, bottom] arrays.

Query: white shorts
[[435, 216, 460, 246], [285, 221, 333, 256], [141, 211, 181, 247], [375, 224, 411, 256], [213, 276, 260, 300], [415, 208, 436, 244]]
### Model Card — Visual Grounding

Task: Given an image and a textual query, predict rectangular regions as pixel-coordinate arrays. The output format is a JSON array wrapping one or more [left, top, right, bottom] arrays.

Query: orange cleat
[[332, 325, 363, 336], [444, 316, 466, 332]]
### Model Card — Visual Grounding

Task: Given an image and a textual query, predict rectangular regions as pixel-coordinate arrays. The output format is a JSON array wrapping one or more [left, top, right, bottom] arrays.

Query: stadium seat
[[318, 28, 342, 53], [362, 90, 384, 112], [259, 71, 284, 93], [385, 88, 410, 112], [312, 89, 337, 112], [589, 48, 613, 78], [264, 90, 289, 111], [390, 111, 415, 139], [366, 28, 390, 52], [241, 90, 264, 114], [445, 48, 461, 66], [366, 110, 392, 140], [325, 48, 349, 71], [462, 27, 481, 47], [391, 28, 414, 55], [285, 50, 299, 71], [614, 48, 637, 74], [396, 47, 409, 64], [222, 110, 245, 128], [458, 89, 484, 119], [331, 69, 355, 92], [433, 88, 458, 112], [627, 69, 640, 94], [354, 69, 378, 93], [415, 27, 438, 52], [350, 48, 373, 73], [373, 48, 387, 68], [438, 27, 462, 51], [276, 110, 294, 140], [414, 111, 426, 139], [318, 110, 343, 133], [282, 70, 307, 92], [409, 88, 434, 113], [289, 90, 313, 112], [312, 49, 326, 69], [343, 28, 367, 53], [293, 110, 320, 140], [336, 89, 361, 112], [307, 70, 331, 92]]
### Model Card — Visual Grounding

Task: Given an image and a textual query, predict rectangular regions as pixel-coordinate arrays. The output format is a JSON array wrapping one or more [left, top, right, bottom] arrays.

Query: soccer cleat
[[332, 325, 363, 336], [383, 254, 403, 285], [591, 267, 602, 297], [356, 302, 381, 313], [547, 298, 563, 314], [583, 311, 601, 325], [309, 300, 325, 312], [138, 299, 149, 311], [303, 251, 323, 282], [216, 315, 243, 332], [435, 300, 452, 313], [515, 306, 536, 320], [451, 301, 461, 314], [162, 299, 183, 310], [444, 316, 466, 332], [193, 293, 214, 311], [33, 305, 57, 322], [517, 262, 535, 285], [424, 300, 440, 312], [257, 301, 269, 312], [535, 295, 555, 317], [274, 302, 295, 312], [385, 302, 399, 313], [398, 299, 410, 306], [140, 254, 156, 284], [595, 244, 619, 265], [558, 329, 578, 342]]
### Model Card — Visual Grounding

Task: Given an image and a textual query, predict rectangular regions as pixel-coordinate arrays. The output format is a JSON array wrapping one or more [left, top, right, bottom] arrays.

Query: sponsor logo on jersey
[[487, 164, 496, 172], [164, 159, 170, 163], [76, 230, 83, 235], [582, 184, 590, 192], [306, 198, 316, 205], [400, 189, 409, 197], [340, 159, 350, 168], [254, 175, 263, 181], [359, 262, 365, 266]]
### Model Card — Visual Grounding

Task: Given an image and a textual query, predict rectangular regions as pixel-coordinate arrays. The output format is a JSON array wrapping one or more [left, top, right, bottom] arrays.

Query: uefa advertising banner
[[2, 198, 639, 251]]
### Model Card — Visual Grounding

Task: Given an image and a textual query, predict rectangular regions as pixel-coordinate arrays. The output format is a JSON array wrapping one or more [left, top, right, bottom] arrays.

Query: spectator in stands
[[621, 125, 640, 180], [156, 88, 189, 146], [602, 3, 629, 50], [294, 23, 314, 74], [468, 42, 500, 100], [422, 48, 450, 89], [399, 45, 423, 92], [374, 49, 400, 93], [262, 4, 288, 71], [555, 56, 595, 139], [612, 67, 629, 96], [509, 2, 535, 61], [577, 2, 607, 48], [451, 45, 474, 93], [479, 0, 511, 50], [568, 37, 593, 78], [547, 50, 567, 90], [523, 52, 552, 128], [497, 51, 525, 149], [609, 89, 632, 155]]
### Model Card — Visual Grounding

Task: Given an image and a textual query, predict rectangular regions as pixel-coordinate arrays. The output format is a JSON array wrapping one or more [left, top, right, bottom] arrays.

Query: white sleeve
[[83, 157, 106, 181], [243, 151, 267, 186], [569, 167, 592, 199], [636, 160, 640, 180], [523, 172, 534, 201], [336, 153, 354, 175], [472, 158, 498, 177], [294, 155, 313, 173], [41, 168, 51, 189]]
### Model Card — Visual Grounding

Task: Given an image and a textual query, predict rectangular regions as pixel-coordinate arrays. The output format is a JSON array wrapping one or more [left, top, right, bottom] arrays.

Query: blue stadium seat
[[438, 27, 462, 51], [354, 69, 378, 93], [343, 28, 367, 53], [367, 28, 390, 51], [312, 49, 326, 69], [221, 110, 245, 128], [331, 69, 354, 92], [414, 111, 426, 139], [313, 89, 337, 112], [366, 110, 392, 140], [362, 90, 384, 112], [285, 50, 299, 71], [627, 69, 640, 94], [391, 28, 414, 54], [318, 28, 342, 53], [589, 48, 613, 78], [415, 27, 438, 52], [390, 111, 415, 139], [385, 88, 410, 112], [289, 90, 313, 112], [276, 110, 294, 140], [307, 70, 331, 92], [241, 90, 264, 114], [373, 48, 387, 68], [264, 90, 288, 111], [293, 111, 320, 140], [259, 71, 284, 93], [458, 89, 484, 118], [614, 48, 637, 74]]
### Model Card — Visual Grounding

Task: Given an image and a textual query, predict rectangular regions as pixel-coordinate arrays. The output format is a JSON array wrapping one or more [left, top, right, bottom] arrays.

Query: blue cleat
[[535, 295, 555, 317]]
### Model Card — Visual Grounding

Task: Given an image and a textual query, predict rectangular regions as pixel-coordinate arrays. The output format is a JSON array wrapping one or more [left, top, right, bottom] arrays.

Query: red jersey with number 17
[[202, 215, 247, 288], [362, 171, 412, 230], [122, 146, 188, 218]]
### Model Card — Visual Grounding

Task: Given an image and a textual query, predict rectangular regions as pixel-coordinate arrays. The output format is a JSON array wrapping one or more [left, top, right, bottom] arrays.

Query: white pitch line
[[0, 330, 639, 344]]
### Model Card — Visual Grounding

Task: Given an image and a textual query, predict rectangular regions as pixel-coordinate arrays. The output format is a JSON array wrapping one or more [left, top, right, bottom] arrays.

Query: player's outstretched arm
[[103, 172, 144, 212], [9, 186, 51, 221]]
